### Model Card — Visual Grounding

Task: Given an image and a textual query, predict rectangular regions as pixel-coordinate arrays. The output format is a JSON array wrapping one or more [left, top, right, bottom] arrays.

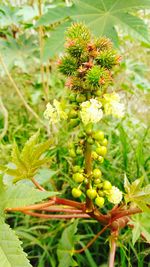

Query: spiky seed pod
[[95, 50, 119, 69], [85, 65, 111, 89], [58, 56, 78, 76], [95, 37, 112, 51], [65, 38, 85, 58], [66, 22, 91, 42]]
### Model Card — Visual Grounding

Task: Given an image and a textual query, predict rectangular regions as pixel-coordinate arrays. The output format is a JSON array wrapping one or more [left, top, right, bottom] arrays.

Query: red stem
[[31, 178, 46, 191], [108, 231, 118, 267], [23, 210, 90, 219], [5, 200, 55, 212]]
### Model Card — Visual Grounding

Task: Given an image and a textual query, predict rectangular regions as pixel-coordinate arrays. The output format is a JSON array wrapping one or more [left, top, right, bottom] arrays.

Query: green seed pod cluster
[[58, 22, 120, 95]]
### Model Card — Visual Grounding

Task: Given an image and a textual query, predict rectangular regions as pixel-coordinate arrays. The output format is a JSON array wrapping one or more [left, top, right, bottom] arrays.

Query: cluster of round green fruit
[[71, 166, 112, 208]]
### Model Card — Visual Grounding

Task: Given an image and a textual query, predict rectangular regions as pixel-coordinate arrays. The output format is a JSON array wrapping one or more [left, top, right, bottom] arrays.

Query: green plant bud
[[91, 151, 98, 160], [73, 173, 84, 183], [69, 118, 80, 128], [95, 196, 105, 207], [103, 180, 112, 190], [68, 142, 74, 149], [87, 137, 94, 144], [69, 93, 76, 102], [84, 178, 89, 184], [101, 138, 108, 146], [98, 190, 104, 196], [93, 168, 102, 178], [98, 156, 104, 163], [69, 148, 76, 158], [86, 188, 97, 199], [72, 165, 81, 173], [72, 188, 82, 198], [78, 131, 85, 138], [69, 109, 78, 119], [76, 147, 83, 155], [96, 146, 107, 157], [85, 124, 93, 135], [94, 178, 101, 184], [95, 90, 102, 96], [76, 94, 86, 103], [93, 131, 104, 141]]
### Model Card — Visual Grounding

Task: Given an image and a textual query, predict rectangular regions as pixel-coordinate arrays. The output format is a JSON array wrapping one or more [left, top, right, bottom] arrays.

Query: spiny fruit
[[72, 188, 82, 198]]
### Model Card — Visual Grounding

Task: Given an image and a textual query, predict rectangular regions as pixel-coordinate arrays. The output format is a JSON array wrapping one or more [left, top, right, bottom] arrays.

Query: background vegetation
[[0, 0, 150, 266]]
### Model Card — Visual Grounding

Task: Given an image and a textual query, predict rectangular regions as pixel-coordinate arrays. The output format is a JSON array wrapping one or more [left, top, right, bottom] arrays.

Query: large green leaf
[[131, 213, 150, 245], [0, 222, 32, 267], [57, 220, 78, 267], [0, 179, 57, 211], [37, 0, 150, 59]]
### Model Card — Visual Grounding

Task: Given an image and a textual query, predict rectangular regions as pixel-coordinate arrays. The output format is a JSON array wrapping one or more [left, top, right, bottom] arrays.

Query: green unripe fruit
[[103, 180, 112, 190], [95, 196, 105, 207], [69, 118, 80, 128], [69, 93, 76, 102], [86, 188, 97, 199], [68, 142, 74, 149], [93, 168, 102, 178], [97, 183, 103, 189], [101, 138, 108, 146], [87, 137, 94, 144], [72, 165, 81, 173], [78, 131, 85, 138], [72, 188, 82, 198], [69, 149, 76, 157], [76, 94, 86, 103], [76, 147, 83, 155], [96, 146, 107, 157], [95, 90, 102, 96], [98, 190, 104, 196], [73, 173, 84, 183], [91, 151, 98, 160], [93, 131, 104, 141], [98, 156, 104, 163], [94, 178, 101, 184], [85, 123, 93, 135], [69, 109, 78, 119]]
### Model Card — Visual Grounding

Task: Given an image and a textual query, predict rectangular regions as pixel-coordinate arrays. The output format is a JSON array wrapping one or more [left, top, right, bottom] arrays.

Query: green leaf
[[37, 0, 150, 59], [43, 21, 71, 62], [2, 132, 52, 182], [131, 213, 150, 245], [0, 222, 32, 267], [0, 180, 57, 211], [124, 176, 150, 212], [57, 220, 78, 267]]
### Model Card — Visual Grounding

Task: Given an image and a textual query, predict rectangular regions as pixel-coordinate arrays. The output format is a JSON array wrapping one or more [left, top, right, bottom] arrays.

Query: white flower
[[44, 100, 67, 123], [80, 99, 103, 125], [103, 93, 125, 118], [107, 186, 123, 204]]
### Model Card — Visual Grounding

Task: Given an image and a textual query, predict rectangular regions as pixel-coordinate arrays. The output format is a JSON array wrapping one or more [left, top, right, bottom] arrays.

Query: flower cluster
[[103, 92, 125, 118], [80, 99, 103, 125], [44, 100, 67, 124]]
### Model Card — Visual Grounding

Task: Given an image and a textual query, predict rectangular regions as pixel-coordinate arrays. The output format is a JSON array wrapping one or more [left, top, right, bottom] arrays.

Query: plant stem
[[0, 96, 8, 141], [5, 200, 55, 212], [84, 141, 93, 212], [31, 178, 46, 191], [108, 231, 118, 267], [22, 211, 90, 219]]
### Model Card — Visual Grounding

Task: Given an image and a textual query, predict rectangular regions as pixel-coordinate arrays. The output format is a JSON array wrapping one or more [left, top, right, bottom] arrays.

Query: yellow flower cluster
[[80, 99, 103, 125], [107, 186, 123, 204], [44, 100, 67, 124], [103, 92, 124, 118]]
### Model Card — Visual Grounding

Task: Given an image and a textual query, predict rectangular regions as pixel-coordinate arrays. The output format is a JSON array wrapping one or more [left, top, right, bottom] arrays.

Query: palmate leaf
[[2, 132, 52, 182], [124, 176, 150, 212], [131, 213, 150, 245], [0, 222, 32, 267], [0, 178, 57, 211], [36, 0, 150, 60]]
